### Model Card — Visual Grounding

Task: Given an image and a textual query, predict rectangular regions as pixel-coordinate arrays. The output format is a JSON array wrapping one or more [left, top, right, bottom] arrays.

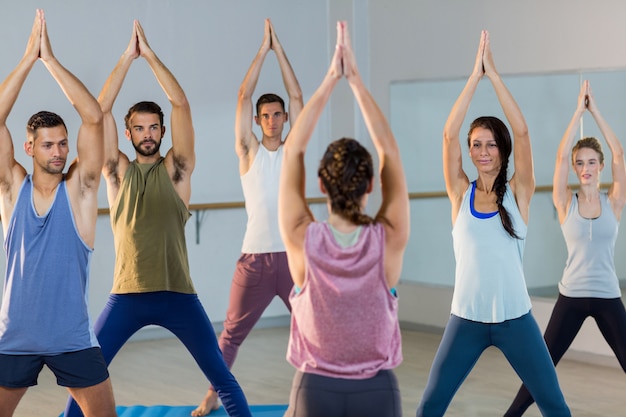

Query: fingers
[[264, 18, 271, 35], [125, 20, 140, 58], [481, 30, 498, 76], [336, 21, 344, 47], [472, 30, 486, 76], [328, 21, 344, 78], [262, 18, 271, 50], [342, 21, 353, 51], [135, 20, 152, 55], [482, 30, 491, 59], [39, 9, 54, 61], [585, 80, 596, 109], [25, 9, 43, 60], [268, 18, 282, 50], [135, 20, 146, 41]]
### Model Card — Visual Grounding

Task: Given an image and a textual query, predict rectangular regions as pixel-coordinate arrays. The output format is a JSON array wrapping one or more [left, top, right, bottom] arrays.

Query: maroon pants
[[219, 252, 293, 367]]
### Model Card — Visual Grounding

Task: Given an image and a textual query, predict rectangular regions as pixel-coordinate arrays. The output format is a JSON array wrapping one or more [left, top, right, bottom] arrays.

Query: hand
[[576, 80, 589, 113], [124, 20, 140, 60], [268, 19, 281, 51], [261, 19, 271, 53], [340, 21, 360, 82], [328, 21, 344, 80], [472, 30, 486, 78], [482, 31, 497, 78], [23, 9, 43, 62], [135, 21, 153, 58], [585, 80, 599, 114], [38, 9, 55, 63]]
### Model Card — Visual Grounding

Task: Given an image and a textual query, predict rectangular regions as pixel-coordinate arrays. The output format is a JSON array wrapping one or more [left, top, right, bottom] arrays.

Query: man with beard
[[63, 19, 252, 417], [0, 10, 116, 417]]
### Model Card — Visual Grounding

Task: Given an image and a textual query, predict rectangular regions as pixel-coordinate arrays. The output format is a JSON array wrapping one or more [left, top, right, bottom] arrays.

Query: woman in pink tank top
[[278, 22, 410, 417]]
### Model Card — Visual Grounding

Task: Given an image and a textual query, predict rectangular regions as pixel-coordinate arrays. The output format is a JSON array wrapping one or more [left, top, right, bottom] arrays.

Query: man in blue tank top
[[194, 19, 303, 416], [0, 10, 116, 417]]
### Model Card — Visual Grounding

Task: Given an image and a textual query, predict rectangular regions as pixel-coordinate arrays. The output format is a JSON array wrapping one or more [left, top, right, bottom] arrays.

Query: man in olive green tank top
[[64, 20, 252, 417]]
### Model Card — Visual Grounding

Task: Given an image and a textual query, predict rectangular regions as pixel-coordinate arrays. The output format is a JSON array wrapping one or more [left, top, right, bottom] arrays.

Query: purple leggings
[[219, 252, 293, 367]]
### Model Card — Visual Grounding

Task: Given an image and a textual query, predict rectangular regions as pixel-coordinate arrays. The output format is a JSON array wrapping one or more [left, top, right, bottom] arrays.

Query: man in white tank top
[[193, 19, 303, 416]]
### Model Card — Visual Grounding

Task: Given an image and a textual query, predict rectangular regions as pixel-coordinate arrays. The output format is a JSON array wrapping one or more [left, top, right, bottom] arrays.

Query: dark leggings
[[64, 292, 251, 417], [504, 294, 626, 416], [284, 369, 401, 417], [416, 313, 570, 417]]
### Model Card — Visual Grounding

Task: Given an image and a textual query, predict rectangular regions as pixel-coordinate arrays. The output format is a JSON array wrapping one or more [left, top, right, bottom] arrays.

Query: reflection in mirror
[[390, 69, 626, 298]]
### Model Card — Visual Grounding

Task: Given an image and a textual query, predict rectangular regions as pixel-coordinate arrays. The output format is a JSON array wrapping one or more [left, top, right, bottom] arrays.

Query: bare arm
[[0, 10, 39, 230], [553, 81, 586, 222], [136, 21, 194, 204], [279, 25, 343, 289], [38, 11, 103, 246], [341, 22, 408, 289], [235, 20, 271, 174], [39, 14, 103, 188], [98, 21, 138, 206], [268, 20, 303, 135], [442, 31, 485, 223], [483, 31, 534, 222], [586, 82, 626, 218]]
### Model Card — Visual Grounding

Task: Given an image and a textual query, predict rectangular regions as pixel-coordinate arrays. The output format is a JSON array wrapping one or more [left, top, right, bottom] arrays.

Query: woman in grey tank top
[[505, 81, 626, 416]]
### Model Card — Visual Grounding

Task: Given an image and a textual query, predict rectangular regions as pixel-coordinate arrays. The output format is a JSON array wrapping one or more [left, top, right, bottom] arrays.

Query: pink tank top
[[287, 222, 402, 379]]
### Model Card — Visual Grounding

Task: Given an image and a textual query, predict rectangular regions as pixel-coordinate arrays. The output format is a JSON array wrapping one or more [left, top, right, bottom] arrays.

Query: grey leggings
[[284, 369, 401, 417]]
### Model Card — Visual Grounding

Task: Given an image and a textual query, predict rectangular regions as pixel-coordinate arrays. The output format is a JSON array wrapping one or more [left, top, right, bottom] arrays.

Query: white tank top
[[240, 143, 285, 253], [451, 181, 532, 323]]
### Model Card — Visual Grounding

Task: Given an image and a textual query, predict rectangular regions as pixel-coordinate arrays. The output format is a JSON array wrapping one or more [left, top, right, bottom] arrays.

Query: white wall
[[0, 0, 336, 329], [2, 0, 626, 359], [370, 0, 626, 359]]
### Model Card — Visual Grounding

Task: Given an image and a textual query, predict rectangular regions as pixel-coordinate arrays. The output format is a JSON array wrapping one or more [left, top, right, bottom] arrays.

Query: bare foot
[[191, 389, 220, 417]]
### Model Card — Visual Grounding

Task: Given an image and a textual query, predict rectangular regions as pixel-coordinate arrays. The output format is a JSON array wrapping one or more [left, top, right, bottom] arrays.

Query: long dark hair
[[468, 116, 519, 239], [318, 138, 374, 225]]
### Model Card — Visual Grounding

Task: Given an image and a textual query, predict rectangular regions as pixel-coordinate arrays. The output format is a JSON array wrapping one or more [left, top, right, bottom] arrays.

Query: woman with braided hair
[[416, 31, 571, 417], [279, 21, 409, 417]]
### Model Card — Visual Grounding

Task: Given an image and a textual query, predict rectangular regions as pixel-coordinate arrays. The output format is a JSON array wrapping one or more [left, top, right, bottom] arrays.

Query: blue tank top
[[451, 181, 532, 323], [0, 176, 98, 354]]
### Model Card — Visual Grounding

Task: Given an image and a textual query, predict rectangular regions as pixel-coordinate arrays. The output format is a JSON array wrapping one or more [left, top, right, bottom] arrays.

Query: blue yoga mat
[[60, 404, 288, 417]]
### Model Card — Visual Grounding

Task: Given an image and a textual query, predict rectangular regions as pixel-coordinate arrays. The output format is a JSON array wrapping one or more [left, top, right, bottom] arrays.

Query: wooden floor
[[13, 326, 625, 417]]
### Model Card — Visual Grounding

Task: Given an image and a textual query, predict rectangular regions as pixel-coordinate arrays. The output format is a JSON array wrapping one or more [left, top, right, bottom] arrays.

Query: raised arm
[[483, 32, 534, 219], [0, 10, 40, 228], [98, 21, 138, 206], [586, 82, 626, 218], [553, 81, 587, 222], [443, 31, 485, 223], [38, 11, 103, 246], [136, 21, 195, 203], [268, 20, 303, 134], [342, 22, 409, 288], [235, 20, 271, 173], [279, 24, 343, 288], [39, 12, 103, 192]]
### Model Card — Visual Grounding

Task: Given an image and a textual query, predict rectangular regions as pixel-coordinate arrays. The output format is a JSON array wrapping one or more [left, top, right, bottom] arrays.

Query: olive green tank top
[[110, 158, 195, 294]]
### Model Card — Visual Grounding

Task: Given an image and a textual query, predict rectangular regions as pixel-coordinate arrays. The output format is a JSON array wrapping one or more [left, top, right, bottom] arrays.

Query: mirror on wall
[[390, 69, 626, 296]]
